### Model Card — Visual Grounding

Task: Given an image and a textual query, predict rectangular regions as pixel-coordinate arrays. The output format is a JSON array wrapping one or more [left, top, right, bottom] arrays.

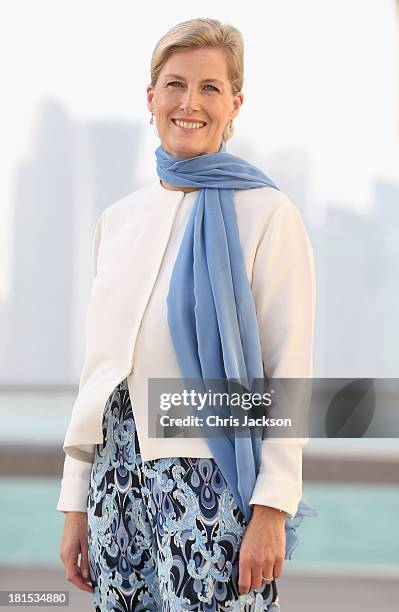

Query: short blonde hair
[[150, 17, 244, 142]]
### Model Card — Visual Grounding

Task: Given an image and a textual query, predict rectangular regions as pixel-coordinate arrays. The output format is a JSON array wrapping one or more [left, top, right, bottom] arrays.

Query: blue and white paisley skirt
[[87, 378, 281, 611]]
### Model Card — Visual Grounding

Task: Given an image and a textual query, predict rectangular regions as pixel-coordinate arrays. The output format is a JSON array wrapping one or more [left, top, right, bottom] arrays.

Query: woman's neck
[[159, 179, 198, 193]]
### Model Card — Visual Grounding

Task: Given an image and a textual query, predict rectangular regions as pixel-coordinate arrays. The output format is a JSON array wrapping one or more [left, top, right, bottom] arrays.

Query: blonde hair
[[150, 17, 244, 142]]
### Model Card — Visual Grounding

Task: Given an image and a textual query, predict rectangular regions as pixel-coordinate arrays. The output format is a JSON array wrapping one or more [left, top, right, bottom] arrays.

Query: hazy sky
[[0, 0, 398, 294], [1, 0, 397, 188]]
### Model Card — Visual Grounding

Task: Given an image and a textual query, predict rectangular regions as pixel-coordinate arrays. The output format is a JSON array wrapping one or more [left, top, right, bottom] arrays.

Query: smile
[[172, 119, 206, 131]]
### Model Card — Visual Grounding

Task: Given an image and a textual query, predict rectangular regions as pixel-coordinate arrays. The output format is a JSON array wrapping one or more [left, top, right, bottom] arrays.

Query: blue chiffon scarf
[[155, 141, 318, 559]]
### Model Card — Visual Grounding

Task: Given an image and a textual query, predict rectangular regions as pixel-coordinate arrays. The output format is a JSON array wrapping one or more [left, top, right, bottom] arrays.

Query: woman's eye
[[166, 81, 219, 92]]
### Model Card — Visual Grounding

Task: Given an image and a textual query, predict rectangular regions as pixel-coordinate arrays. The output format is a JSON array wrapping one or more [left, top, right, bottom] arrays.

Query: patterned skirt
[[87, 378, 281, 611]]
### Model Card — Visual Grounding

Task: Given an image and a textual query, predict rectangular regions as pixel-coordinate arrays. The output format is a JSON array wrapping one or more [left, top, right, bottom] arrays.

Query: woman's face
[[147, 47, 243, 158]]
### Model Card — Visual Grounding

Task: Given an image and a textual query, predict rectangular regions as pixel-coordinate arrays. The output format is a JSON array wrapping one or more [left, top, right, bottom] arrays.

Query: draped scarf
[[155, 141, 318, 558]]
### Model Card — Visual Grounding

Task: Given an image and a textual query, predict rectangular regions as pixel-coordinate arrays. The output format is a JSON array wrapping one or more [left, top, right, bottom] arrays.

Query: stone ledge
[[0, 445, 398, 482]]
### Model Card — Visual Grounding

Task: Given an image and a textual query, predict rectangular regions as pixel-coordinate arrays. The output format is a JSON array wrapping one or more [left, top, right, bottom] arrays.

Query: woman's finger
[[237, 553, 252, 595], [79, 542, 91, 586], [259, 557, 275, 588], [67, 560, 94, 593], [271, 553, 285, 580], [250, 564, 264, 591]]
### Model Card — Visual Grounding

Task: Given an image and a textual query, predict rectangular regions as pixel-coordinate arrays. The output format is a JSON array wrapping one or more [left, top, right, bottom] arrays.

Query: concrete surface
[[0, 566, 398, 611]]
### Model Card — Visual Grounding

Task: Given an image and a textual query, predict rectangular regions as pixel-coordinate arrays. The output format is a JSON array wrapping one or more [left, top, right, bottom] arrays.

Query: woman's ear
[[146, 85, 155, 114], [232, 91, 244, 120]]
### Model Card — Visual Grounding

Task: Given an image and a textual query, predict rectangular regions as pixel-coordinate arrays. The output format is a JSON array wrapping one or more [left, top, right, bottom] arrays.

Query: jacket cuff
[[249, 475, 302, 519], [56, 477, 90, 513]]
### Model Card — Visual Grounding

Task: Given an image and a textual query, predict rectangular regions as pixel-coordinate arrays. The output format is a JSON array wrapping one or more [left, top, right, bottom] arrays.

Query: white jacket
[[56, 180, 316, 518]]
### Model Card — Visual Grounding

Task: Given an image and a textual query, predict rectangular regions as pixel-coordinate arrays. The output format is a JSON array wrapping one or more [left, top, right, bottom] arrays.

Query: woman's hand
[[59, 511, 93, 594], [238, 505, 286, 595]]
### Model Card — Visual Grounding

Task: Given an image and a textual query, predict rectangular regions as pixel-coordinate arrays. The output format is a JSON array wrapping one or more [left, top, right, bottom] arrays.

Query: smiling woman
[[58, 16, 317, 612], [146, 32, 243, 163]]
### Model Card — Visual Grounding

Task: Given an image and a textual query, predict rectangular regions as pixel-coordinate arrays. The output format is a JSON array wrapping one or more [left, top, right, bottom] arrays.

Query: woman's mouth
[[172, 119, 207, 133]]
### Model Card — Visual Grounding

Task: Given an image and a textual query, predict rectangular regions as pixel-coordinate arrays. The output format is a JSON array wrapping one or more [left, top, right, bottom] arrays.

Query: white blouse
[[56, 180, 316, 518]]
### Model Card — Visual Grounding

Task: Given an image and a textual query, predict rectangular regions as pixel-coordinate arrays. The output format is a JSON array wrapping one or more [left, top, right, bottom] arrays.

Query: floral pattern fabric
[[87, 378, 281, 611]]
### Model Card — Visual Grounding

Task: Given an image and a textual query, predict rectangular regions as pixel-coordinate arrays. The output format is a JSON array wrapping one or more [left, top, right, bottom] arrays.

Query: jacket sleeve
[[248, 201, 316, 518], [56, 209, 107, 513]]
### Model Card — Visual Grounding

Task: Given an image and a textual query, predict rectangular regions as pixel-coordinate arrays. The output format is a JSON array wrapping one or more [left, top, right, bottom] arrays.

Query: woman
[[58, 17, 317, 611]]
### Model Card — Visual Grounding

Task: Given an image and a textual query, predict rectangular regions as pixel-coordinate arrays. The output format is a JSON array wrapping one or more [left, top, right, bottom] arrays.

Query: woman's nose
[[179, 87, 200, 113]]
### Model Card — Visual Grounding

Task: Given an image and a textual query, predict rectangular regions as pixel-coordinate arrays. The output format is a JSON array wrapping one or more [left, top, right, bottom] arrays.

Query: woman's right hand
[[59, 511, 94, 593]]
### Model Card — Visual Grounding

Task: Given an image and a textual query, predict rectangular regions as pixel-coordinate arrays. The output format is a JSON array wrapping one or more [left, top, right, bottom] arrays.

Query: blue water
[[0, 479, 398, 568], [293, 483, 399, 566]]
